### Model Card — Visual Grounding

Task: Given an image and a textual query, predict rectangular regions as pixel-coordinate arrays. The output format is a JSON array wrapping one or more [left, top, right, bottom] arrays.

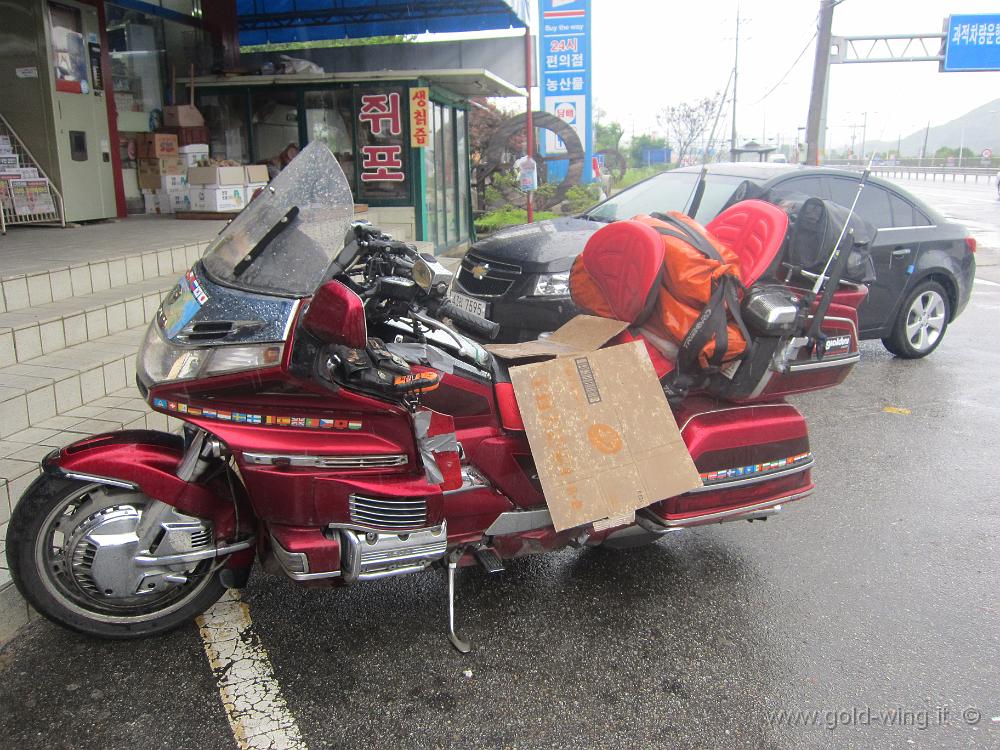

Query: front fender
[[42, 430, 254, 557]]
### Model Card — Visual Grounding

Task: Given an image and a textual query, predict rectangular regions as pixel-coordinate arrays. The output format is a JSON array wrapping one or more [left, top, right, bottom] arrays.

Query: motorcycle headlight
[[531, 271, 571, 297], [137, 322, 282, 387]]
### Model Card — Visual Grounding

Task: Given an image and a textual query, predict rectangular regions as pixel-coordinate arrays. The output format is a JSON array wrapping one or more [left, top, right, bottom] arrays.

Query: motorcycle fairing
[[40, 430, 253, 565], [158, 263, 300, 347]]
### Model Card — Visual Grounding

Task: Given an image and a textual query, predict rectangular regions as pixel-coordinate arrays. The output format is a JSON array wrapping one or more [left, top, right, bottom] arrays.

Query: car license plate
[[448, 290, 487, 319]]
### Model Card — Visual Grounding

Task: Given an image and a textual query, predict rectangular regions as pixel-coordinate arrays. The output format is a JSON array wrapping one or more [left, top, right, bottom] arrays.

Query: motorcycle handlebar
[[436, 300, 501, 341]]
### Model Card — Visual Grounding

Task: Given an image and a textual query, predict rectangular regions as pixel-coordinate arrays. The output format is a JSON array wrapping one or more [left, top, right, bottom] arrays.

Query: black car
[[450, 163, 976, 358]]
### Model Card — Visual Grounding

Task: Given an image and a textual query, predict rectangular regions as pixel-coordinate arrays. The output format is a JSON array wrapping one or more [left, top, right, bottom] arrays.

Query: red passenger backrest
[[572, 220, 665, 324], [705, 199, 789, 286]]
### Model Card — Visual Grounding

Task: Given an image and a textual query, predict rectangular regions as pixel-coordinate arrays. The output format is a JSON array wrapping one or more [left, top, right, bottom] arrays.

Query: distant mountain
[[863, 98, 1000, 157]]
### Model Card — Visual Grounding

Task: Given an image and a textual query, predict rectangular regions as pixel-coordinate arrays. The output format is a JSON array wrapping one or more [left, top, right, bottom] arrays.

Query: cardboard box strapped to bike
[[487, 315, 703, 532]]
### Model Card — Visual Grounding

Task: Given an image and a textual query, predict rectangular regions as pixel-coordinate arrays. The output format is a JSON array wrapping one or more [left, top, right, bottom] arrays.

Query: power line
[[752, 30, 817, 104]]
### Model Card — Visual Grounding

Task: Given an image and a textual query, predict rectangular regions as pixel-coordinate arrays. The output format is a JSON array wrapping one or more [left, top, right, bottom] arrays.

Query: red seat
[[579, 220, 664, 324], [576, 221, 677, 379], [705, 199, 789, 286]]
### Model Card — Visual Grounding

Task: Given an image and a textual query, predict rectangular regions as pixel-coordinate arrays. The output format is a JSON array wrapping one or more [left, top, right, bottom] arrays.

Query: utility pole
[[860, 110, 868, 160], [730, 3, 740, 161], [806, 0, 835, 165], [524, 28, 534, 223]]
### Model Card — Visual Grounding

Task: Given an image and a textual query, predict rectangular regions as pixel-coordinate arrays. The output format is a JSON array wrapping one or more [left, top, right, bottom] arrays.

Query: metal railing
[[866, 165, 997, 184], [824, 160, 997, 185]]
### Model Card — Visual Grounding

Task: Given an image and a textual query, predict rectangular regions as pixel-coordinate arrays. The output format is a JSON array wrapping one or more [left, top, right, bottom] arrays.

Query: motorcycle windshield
[[200, 141, 354, 297]]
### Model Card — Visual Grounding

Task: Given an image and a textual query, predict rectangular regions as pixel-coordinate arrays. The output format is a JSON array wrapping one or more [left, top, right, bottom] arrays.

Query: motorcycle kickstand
[[446, 550, 471, 654]]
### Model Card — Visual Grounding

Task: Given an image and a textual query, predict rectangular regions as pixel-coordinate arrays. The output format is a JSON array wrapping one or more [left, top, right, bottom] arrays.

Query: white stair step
[[0, 273, 178, 367], [0, 240, 207, 314], [0, 325, 151, 437]]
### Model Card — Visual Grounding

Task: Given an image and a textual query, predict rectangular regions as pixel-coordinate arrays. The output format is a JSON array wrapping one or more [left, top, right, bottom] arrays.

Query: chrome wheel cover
[[34, 484, 217, 625], [903, 289, 946, 353]]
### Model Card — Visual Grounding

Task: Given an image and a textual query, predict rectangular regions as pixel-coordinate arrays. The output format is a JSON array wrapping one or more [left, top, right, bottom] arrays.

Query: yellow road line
[[197, 590, 305, 750]]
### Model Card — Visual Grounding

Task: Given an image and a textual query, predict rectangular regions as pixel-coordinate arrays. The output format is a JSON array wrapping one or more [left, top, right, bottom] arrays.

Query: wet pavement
[[1, 229, 999, 749]]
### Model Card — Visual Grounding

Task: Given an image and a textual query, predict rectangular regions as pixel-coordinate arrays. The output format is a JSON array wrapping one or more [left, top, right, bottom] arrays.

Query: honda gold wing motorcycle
[[6, 142, 869, 650]]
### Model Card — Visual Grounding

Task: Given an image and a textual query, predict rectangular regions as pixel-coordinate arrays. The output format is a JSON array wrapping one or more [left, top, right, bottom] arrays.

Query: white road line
[[974, 278, 1000, 287], [197, 590, 306, 750]]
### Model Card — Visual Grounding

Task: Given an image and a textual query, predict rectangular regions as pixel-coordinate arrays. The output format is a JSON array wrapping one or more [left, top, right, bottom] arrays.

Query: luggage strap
[[648, 214, 753, 403], [650, 212, 724, 263]]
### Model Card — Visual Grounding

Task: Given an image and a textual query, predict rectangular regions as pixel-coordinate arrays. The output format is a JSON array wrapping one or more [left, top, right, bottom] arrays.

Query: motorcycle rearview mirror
[[301, 280, 368, 349], [325, 224, 367, 279], [412, 254, 454, 296]]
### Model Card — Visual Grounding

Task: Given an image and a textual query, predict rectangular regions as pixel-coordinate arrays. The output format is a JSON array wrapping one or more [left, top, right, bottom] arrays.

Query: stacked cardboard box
[[187, 165, 269, 213], [178, 144, 209, 168], [162, 125, 210, 147], [137, 133, 181, 191], [136, 134, 190, 213]]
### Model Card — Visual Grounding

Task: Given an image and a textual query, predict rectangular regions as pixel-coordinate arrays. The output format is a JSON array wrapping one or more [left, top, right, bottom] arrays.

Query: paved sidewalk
[[1, 216, 226, 278]]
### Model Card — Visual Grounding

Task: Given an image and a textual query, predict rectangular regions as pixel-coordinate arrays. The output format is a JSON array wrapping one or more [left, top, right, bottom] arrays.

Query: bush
[[561, 183, 602, 214], [474, 208, 559, 234]]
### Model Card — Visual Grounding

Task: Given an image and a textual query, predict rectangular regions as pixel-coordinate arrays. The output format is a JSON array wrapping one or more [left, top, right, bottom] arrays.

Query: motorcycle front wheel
[[6, 475, 227, 639]]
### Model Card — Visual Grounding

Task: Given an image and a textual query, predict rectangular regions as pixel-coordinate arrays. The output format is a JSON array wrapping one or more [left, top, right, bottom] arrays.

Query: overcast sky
[[588, 0, 1000, 150]]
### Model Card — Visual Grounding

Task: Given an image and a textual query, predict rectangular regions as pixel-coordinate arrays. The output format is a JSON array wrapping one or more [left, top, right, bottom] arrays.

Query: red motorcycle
[[5, 144, 869, 648]]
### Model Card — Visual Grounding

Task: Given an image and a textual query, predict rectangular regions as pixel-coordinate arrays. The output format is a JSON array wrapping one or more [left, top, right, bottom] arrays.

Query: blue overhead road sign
[[943, 14, 1000, 71]]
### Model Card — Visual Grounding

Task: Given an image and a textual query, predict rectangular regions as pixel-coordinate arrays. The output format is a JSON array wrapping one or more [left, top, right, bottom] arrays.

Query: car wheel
[[882, 280, 950, 359]]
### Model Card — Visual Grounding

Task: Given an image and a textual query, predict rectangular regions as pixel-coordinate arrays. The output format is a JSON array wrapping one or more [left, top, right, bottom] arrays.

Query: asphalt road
[[1, 188, 998, 750]]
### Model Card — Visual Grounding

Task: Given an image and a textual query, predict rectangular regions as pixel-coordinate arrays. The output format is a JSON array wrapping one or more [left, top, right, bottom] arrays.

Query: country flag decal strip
[[700, 452, 812, 484], [151, 398, 362, 430]]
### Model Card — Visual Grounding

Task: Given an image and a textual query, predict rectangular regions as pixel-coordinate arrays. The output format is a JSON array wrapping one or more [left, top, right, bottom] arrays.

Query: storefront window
[[355, 85, 409, 203], [106, 3, 209, 133], [424, 105, 438, 248], [304, 90, 356, 193], [251, 89, 299, 172], [456, 109, 469, 242], [433, 104, 446, 247], [198, 92, 249, 164], [442, 107, 458, 244]]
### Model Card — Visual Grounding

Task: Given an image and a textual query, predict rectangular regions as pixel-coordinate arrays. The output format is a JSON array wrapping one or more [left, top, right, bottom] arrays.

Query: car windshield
[[200, 141, 354, 297], [585, 171, 750, 224]]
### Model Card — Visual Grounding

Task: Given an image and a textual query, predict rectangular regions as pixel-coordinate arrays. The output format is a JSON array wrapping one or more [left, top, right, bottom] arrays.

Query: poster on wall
[[10, 179, 56, 216], [538, 0, 594, 182], [355, 87, 409, 202], [49, 2, 89, 94]]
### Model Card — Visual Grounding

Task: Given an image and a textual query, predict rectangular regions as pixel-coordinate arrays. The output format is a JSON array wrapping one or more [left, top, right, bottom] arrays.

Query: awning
[[181, 69, 526, 98], [237, 0, 531, 47]]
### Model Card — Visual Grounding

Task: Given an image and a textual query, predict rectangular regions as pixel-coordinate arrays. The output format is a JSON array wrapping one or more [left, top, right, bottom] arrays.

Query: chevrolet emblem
[[471, 263, 490, 280]]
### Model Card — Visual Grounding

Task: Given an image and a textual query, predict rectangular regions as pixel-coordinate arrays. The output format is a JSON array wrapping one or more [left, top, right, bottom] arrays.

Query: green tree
[[934, 146, 976, 159], [240, 36, 412, 53], [594, 121, 625, 151]]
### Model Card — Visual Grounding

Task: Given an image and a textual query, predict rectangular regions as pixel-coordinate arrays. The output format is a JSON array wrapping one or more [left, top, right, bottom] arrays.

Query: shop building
[[0, 0, 529, 253]]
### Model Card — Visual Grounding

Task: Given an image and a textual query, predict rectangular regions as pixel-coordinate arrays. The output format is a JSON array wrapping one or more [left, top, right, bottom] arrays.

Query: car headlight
[[137, 321, 283, 387], [532, 271, 571, 297]]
